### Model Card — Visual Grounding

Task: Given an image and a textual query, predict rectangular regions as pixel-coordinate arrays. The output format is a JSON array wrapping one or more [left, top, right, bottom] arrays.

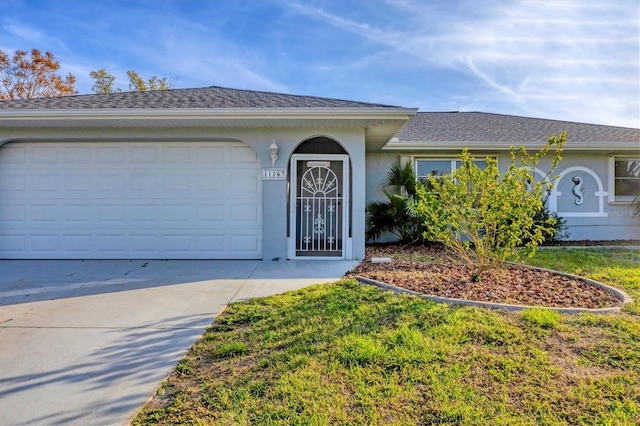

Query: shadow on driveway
[[0, 258, 358, 425], [0, 314, 211, 425], [0, 259, 261, 307]]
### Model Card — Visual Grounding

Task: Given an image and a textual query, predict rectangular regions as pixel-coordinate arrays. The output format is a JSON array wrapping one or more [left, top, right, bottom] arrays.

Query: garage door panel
[[96, 174, 126, 192], [164, 146, 192, 163], [163, 203, 191, 223], [97, 146, 125, 163], [96, 203, 126, 223], [197, 174, 225, 192], [130, 146, 158, 163], [31, 146, 59, 163], [63, 234, 93, 254], [0, 234, 25, 254], [0, 141, 262, 259], [230, 174, 260, 193], [30, 204, 58, 223], [1, 204, 25, 223], [230, 203, 260, 223], [96, 234, 126, 254], [196, 203, 226, 222], [130, 203, 160, 224], [230, 145, 259, 162], [231, 233, 261, 253], [196, 146, 226, 163], [162, 173, 192, 192], [31, 174, 59, 192], [130, 173, 159, 192], [196, 234, 225, 250], [31, 234, 58, 253], [64, 174, 93, 192], [130, 234, 158, 254], [64, 146, 93, 162], [0, 174, 26, 192], [61, 204, 92, 223], [1, 144, 26, 163]]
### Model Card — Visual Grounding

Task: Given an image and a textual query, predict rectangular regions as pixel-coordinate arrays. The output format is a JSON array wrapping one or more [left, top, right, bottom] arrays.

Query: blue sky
[[1, 0, 638, 128]]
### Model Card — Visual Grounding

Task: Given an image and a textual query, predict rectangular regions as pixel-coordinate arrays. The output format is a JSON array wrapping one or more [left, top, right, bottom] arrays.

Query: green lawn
[[133, 249, 640, 425]]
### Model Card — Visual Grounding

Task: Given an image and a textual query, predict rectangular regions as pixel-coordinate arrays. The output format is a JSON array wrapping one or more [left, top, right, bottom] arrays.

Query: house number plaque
[[262, 168, 287, 180]]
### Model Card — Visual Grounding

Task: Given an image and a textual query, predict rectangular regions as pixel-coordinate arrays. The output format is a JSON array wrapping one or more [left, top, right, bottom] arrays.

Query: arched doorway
[[288, 137, 350, 259]]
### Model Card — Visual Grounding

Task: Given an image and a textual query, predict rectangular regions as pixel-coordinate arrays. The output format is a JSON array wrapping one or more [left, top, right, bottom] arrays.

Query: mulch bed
[[347, 245, 622, 309]]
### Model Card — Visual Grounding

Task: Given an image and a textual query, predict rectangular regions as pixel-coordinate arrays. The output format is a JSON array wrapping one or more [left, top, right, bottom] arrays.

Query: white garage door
[[0, 141, 262, 259]]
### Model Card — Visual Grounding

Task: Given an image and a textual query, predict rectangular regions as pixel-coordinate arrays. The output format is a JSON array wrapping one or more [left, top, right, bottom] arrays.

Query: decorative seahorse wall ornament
[[572, 176, 584, 205]]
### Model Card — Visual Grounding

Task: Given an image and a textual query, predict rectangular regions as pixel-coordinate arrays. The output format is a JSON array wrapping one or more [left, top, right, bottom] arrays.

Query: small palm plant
[[366, 160, 426, 244]]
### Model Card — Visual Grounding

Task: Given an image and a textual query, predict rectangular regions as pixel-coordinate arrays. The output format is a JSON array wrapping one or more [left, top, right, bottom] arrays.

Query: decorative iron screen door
[[290, 154, 348, 258]]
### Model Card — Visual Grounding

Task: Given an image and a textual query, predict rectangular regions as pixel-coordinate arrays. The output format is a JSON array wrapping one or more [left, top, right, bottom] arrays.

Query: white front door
[[289, 154, 349, 259]]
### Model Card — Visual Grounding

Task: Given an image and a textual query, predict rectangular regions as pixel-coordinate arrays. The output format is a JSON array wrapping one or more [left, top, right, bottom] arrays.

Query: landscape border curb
[[355, 263, 633, 314]]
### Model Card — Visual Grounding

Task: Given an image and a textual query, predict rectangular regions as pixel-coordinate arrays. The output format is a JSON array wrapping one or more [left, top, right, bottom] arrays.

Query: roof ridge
[[201, 85, 399, 107]]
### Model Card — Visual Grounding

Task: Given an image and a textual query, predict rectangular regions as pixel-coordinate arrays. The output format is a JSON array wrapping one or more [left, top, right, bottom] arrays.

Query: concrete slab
[[232, 260, 359, 301], [0, 259, 357, 426]]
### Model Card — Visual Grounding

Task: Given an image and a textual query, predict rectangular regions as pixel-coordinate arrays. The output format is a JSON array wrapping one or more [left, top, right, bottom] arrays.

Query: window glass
[[455, 160, 488, 170], [614, 158, 640, 197], [415, 158, 494, 185], [416, 160, 452, 179]]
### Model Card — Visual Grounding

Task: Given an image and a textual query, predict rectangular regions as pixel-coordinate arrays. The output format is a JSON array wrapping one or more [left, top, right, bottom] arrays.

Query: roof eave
[[0, 106, 418, 148], [0, 107, 417, 121], [382, 141, 639, 151]]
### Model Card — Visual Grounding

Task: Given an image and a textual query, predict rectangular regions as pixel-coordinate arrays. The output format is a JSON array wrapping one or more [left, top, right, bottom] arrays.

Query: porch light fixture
[[270, 140, 278, 168]]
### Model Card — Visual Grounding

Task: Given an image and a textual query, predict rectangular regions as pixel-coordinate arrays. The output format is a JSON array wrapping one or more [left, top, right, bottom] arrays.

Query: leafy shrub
[[533, 204, 569, 243], [415, 132, 567, 281]]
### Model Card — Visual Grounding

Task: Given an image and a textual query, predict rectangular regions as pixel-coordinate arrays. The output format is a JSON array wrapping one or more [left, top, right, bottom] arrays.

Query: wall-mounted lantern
[[270, 140, 278, 168]]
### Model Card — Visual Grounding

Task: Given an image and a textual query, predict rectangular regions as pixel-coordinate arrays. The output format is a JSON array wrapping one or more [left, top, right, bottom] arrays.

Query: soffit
[[0, 108, 417, 147]]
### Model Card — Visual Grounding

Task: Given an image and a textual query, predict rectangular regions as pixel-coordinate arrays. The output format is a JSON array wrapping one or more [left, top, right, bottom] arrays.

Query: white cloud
[[1, 7, 288, 95], [1, 0, 637, 127], [133, 16, 289, 92], [289, 0, 640, 127], [3, 23, 45, 44]]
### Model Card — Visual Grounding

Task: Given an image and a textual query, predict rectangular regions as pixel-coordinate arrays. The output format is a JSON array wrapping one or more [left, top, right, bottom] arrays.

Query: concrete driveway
[[0, 259, 358, 425]]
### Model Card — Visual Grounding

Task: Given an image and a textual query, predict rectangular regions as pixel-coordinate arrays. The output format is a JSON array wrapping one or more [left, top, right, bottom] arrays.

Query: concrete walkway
[[0, 259, 358, 425]]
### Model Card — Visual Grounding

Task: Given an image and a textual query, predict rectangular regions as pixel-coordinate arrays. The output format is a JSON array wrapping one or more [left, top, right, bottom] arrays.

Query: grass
[[133, 249, 640, 425]]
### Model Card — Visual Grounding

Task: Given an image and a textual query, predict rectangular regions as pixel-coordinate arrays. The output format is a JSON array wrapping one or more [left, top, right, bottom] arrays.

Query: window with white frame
[[609, 156, 640, 202], [415, 158, 490, 183]]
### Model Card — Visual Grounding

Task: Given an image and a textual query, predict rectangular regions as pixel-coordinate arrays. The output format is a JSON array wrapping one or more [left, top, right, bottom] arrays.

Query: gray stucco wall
[[365, 150, 640, 242]]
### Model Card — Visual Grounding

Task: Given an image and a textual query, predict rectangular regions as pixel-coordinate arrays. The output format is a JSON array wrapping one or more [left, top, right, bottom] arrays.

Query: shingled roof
[[388, 112, 639, 150], [0, 86, 417, 149], [0, 86, 400, 110], [1, 87, 636, 151]]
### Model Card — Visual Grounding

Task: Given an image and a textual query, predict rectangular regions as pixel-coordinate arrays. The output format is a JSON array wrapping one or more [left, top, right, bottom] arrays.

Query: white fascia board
[[382, 141, 637, 151], [0, 107, 418, 122]]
